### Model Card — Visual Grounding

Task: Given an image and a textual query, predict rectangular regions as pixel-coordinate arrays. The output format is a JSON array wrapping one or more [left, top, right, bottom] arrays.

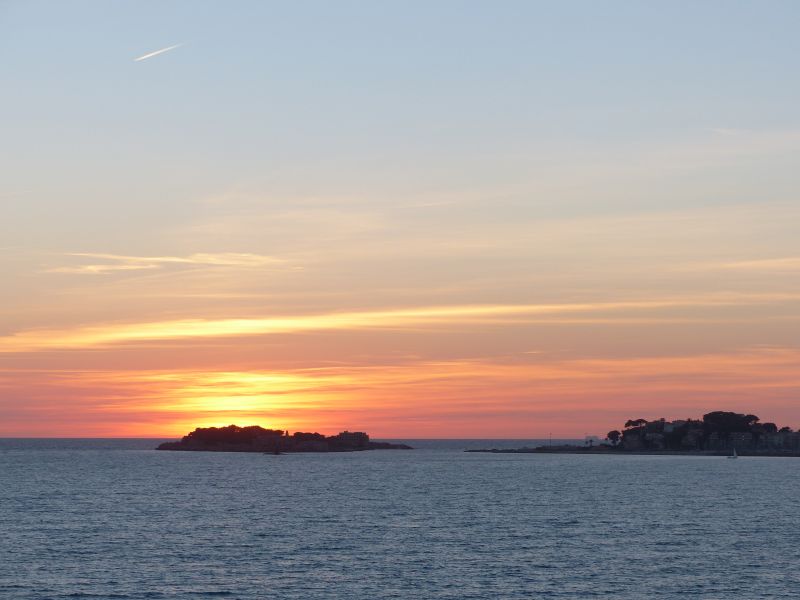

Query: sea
[[1, 438, 799, 599]]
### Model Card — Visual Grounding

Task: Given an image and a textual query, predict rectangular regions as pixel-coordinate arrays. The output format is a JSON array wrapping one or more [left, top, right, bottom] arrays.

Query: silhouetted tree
[[184, 424, 283, 446], [606, 430, 621, 446], [702, 411, 759, 434]]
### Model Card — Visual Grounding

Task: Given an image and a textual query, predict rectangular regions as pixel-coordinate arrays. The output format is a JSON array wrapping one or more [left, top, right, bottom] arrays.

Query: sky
[[1, 0, 799, 438]]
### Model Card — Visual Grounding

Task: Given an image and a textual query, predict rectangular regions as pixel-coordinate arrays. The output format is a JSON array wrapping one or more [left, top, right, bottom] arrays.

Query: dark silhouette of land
[[157, 425, 412, 453], [467, 411, 800, 456]]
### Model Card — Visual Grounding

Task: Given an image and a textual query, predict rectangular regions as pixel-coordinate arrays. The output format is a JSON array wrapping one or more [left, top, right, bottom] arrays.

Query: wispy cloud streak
[[680, 256, 800, 273], [722, 257, 800, 271], [134, 43, 183, 62], [47, 252, 287, 275], [1, 294, 796, 353]]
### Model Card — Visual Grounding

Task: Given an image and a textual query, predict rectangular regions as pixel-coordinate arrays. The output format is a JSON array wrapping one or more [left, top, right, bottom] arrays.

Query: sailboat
[[727, 447, 738, 459]]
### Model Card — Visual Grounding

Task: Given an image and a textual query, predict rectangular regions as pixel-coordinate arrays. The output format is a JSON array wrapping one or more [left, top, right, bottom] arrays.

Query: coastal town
[[611, 411, 800, 454]]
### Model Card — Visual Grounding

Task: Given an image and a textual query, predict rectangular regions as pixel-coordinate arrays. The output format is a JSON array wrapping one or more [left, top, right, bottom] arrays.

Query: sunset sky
[[2, 1, 799, 437]]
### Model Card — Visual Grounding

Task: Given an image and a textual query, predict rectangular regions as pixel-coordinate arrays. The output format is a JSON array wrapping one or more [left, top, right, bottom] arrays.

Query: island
[[157, 424, 412, 453], [466, 411, 800, 456]]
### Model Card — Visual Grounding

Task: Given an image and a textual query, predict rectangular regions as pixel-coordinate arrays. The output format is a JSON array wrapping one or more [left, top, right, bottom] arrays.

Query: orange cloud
[[2, 294, 795, 353]]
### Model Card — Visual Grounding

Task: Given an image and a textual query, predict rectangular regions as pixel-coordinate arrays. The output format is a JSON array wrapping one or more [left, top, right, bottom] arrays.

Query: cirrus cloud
[[46, 252, 290, 275]]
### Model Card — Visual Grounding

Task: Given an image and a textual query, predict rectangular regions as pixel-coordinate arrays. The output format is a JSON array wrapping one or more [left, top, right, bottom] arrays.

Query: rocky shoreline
[[465, 446, 800, 457]]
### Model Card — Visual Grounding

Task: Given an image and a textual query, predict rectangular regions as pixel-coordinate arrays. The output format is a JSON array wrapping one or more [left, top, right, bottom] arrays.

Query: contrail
[[134, 43, 183, 62]]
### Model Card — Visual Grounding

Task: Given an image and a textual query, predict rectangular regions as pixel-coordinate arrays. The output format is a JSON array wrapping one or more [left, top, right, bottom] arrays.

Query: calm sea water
[[2, 439, 799, 599]]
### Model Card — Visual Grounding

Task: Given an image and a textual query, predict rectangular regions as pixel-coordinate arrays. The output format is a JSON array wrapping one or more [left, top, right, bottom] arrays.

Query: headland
[[466, 411, 800, 456]]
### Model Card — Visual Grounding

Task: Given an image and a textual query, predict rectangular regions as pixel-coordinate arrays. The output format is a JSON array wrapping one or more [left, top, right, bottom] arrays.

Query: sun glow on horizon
[[3, 346, 799, 438], [3, 2, 800, 437]]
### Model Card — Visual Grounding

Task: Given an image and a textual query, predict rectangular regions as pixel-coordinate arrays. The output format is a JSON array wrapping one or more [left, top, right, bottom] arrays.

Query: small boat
[[727, 448, 738, 459]]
